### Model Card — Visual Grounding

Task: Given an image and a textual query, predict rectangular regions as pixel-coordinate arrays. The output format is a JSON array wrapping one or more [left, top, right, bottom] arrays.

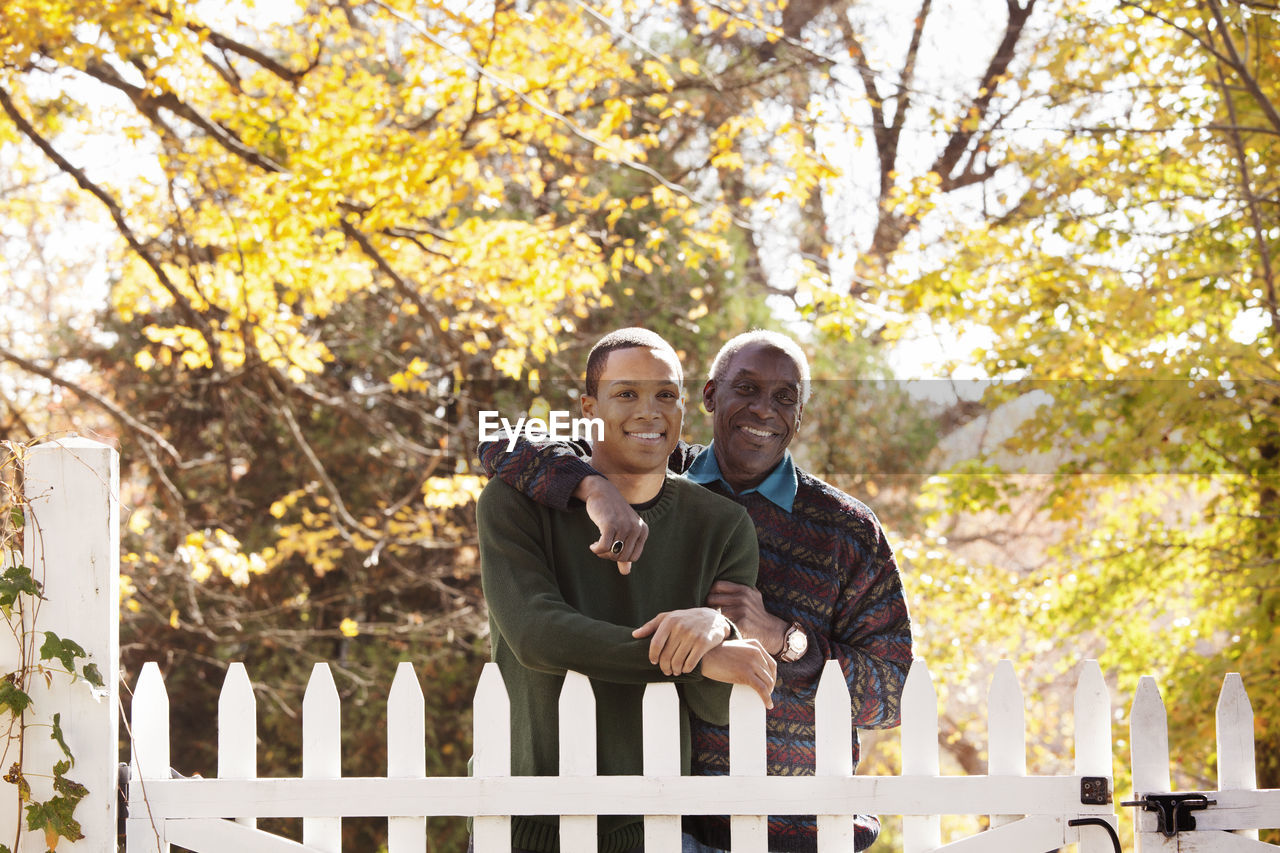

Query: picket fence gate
[[8, 438, 1279, 853], [1127, 675, 1280, 853], [123, 656, 1120, 853]]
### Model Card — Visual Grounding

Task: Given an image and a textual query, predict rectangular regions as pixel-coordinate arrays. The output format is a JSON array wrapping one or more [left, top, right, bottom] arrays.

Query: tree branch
[[1201, 0, 1280, 136], [78, 59, 287, 174], [0, 85, 219, 359]]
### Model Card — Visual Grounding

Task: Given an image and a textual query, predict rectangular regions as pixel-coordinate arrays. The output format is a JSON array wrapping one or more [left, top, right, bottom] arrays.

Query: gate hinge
[[1121, 793, 1217, 838]]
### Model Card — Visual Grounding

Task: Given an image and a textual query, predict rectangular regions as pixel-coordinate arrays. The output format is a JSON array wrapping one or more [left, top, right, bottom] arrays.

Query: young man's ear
[[581, 395, 598, 419], [701, 380, 717, 412]]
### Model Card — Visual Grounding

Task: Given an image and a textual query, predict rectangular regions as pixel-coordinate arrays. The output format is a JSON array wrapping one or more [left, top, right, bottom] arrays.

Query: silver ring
[[610, 540, 625, 555]]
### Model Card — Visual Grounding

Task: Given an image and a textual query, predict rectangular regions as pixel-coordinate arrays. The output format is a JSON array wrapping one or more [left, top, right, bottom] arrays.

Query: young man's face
[[703, 342, 804, 492], [582, 346, 684, 477]]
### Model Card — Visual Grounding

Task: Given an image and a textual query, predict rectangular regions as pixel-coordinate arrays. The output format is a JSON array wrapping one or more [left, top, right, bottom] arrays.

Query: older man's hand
[[706, 580, 789, 657]]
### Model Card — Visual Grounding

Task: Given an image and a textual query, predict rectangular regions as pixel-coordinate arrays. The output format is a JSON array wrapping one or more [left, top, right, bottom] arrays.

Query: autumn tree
[[0, 0, 857, 847], [869, 0, 1279, 815]]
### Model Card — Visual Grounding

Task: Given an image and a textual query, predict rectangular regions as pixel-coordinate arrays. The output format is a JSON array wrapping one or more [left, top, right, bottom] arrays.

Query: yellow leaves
[[178, 528, 268, 587], [338, 618, 359, 638], [421, 475, 485, 510], [641, 60, 676, 92]]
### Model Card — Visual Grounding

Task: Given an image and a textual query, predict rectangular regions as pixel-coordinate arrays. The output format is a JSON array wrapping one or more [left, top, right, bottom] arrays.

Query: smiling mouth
[[628, 431, 665, 441], [740, 426, 777, 439]]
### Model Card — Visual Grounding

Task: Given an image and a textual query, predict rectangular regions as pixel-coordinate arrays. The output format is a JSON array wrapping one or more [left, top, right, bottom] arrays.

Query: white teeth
[[631, 432, 661, 439], [743, 427, 774, 438]]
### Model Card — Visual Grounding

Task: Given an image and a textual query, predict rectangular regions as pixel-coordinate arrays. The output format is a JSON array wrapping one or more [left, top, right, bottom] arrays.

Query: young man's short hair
[[585, 327, 683, 397]]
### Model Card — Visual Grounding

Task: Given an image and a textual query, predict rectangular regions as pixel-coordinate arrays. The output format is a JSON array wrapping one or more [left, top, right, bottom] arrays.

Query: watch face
[[783, 624, 807, 660]]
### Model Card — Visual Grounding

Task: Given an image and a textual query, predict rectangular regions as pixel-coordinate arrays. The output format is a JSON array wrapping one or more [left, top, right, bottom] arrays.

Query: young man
[[475, 327, 777, 853], [479, 329, 914, 852]]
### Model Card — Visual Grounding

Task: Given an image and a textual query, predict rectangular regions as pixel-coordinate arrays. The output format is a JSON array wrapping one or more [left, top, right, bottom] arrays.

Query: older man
[[479, 329, 913, 852]]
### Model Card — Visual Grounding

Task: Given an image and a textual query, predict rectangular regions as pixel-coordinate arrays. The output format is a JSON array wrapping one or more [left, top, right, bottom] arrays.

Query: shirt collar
[[686, 441, 798, 512]]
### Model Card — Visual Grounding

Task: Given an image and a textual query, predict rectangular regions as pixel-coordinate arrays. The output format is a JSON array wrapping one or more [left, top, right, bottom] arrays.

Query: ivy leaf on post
[[38, 632, 86, 674]]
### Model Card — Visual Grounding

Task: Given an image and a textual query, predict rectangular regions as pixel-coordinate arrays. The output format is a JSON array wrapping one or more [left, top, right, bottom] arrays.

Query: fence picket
[[472, 663, 511, 853], [559, 671, 598, 852], [815, 660, 855, 852], [219, 663, 257, 830], [1074, 660, 1115, 853], [127, 662, 171, 853], [303, 663, 342, 853], [901, 658, 941, 853], [1217, 673, 1259, 841], [388, 662, 427, 853], [1130, 676, 1171, 853], [730, 682, 768, 853], [642, 682, 681, 850], [987, 660, 1026, 830]]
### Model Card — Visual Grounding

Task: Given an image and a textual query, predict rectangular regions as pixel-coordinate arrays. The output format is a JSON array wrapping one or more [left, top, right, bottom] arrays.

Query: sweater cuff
[[776, 625, 823, 683], [545, 457, 601, 510]]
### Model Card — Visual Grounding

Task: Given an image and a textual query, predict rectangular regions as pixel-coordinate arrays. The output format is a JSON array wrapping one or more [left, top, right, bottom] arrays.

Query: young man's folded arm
[[478, 479, 706, 684]]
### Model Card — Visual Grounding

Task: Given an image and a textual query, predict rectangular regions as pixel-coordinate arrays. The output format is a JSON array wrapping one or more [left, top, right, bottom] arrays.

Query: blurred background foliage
[[0, 0, 1276, 849]]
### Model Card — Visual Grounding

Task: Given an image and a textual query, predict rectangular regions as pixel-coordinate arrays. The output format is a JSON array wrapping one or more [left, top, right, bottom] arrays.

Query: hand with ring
[[575, 475, 649, 574]]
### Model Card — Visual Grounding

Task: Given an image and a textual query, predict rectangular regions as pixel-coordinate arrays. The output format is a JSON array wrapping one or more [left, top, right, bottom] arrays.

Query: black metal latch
[[1121, 793, 1217, 838]]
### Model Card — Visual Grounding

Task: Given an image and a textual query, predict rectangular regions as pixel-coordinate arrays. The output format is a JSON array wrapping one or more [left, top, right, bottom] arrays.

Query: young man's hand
[[633, 607, 732, 675], [574, 475, 648, 574], [699, 639, 777, 709]]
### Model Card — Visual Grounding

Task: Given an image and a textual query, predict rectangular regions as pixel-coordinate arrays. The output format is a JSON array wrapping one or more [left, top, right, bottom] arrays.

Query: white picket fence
[[8, 438, 1279, 853], [1128, 675, 1279, 853], [123, 656, 1119, 853]]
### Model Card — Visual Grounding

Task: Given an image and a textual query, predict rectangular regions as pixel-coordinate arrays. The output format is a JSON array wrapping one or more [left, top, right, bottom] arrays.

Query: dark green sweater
[[476, 474, 759, 852]]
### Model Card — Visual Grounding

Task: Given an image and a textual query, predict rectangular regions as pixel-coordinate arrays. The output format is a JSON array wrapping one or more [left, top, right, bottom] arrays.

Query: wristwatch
[[777, 621, 808, 663]]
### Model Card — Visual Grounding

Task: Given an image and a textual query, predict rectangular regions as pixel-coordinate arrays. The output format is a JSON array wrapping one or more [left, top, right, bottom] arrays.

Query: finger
[[589, 533, 615, 557], [632, 612, 668, 639], [617, 560, 631, 575], [667, 636, 696, 675], [629, 520, 650, 561], [678, 641, 705, 676], [648, 621, 673, 669]]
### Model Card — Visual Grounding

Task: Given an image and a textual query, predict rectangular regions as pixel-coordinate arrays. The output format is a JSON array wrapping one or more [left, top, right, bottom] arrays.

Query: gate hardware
[[1081, 776, 1111, 805], [1069, 818, 1122, 853], [1120, 793, 1216, 838]]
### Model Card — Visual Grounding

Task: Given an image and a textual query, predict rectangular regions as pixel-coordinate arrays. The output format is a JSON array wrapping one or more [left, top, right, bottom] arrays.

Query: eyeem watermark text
[[479, 410, 603, 451]]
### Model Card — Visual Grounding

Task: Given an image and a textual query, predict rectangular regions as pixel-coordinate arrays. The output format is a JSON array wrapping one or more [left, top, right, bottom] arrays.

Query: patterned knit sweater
[[479, 438, 914, 852]]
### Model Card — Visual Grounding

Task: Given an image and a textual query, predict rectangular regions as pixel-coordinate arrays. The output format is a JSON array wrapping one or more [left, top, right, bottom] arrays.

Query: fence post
[[11, 437, 120, 852]]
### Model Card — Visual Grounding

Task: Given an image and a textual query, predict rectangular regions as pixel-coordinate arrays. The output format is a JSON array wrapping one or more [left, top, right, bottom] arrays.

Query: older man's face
[[702, 342, 803, 492]]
